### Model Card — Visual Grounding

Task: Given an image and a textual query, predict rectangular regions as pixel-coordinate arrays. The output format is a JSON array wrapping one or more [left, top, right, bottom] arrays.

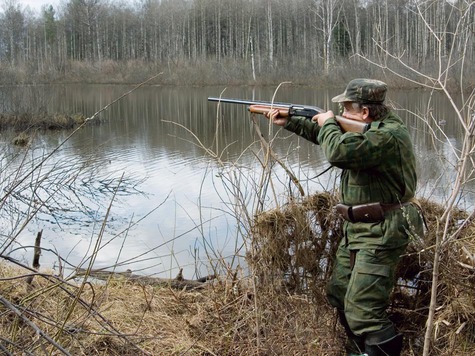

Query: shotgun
[[208, 97, 369, 134]]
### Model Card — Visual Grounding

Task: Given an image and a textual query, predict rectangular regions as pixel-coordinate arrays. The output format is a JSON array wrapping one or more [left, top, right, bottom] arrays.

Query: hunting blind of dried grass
[[0, 194, 473, 355]]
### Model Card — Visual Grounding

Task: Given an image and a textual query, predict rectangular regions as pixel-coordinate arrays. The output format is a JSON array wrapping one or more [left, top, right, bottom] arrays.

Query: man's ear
[[361, 106, 370, 120]]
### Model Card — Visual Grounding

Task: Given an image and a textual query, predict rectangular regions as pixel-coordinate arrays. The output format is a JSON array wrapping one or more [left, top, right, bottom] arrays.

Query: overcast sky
[[18, 0, 61, 13]]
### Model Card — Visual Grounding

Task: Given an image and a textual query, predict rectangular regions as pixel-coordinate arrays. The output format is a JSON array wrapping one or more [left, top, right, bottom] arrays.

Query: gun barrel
[[208, 97, 291, 108]]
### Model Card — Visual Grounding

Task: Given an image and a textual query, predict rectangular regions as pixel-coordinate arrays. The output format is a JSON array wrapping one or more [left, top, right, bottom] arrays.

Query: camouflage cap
[[331, 78, 387, 104]]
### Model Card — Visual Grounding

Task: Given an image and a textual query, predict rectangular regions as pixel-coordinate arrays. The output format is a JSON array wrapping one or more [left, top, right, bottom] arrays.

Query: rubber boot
[[337, 310, 365, 355], [364, 325, 403, 356]]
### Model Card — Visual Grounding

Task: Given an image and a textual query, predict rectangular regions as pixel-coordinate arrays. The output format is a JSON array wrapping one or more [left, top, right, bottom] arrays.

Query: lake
[[0, 84, 471, 280]]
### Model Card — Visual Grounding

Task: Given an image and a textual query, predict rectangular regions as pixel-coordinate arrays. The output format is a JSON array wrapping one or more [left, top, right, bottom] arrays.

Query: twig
[[0, 295, 71, 355], [55, 173, 124, 338], [251, 116, 304, 196]]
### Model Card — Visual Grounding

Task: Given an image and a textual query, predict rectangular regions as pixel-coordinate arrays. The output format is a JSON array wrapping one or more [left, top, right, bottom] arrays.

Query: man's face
[[341, 102, 371, 123]]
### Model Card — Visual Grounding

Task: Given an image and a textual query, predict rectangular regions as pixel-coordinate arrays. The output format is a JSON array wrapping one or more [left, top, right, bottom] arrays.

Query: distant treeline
[[0, 0, 473, 86]]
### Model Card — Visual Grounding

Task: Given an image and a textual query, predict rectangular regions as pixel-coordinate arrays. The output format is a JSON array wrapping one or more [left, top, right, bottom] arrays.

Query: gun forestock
[[248, 104, 291, 117]]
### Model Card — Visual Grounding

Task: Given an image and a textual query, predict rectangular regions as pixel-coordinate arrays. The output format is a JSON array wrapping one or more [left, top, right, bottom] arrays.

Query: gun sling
[[336, 202, 412, 223]]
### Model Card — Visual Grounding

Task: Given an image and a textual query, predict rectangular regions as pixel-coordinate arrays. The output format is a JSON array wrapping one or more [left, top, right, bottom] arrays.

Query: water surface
[[0, 84, 471, 279]]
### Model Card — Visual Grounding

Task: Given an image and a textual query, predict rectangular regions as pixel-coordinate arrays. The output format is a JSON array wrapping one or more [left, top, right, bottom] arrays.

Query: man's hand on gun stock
[[313, 110, 335, 127]]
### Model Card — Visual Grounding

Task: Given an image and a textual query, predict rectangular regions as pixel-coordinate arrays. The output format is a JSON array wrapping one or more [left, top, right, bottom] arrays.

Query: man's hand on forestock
[[313, 110, 335, 127], [264, 108, 288, 126]]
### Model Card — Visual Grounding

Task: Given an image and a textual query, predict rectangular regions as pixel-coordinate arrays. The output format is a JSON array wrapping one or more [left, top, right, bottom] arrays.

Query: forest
[[0, 0, 473, 86]]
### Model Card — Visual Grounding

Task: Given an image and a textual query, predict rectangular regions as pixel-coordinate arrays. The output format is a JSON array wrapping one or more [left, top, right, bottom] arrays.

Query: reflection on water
[[0, 84, 472, 278]]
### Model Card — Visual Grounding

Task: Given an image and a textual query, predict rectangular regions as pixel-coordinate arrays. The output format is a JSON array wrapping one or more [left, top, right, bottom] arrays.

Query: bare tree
[[311, 0, 342, 74]]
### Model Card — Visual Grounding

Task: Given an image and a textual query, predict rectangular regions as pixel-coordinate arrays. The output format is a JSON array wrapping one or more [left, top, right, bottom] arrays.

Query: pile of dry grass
[[249, 193, 475, 355], [248, 192, 341, 302], [408, 198, 475, 355], [2, 112, 89, 146], [0, 112, 86, 132]]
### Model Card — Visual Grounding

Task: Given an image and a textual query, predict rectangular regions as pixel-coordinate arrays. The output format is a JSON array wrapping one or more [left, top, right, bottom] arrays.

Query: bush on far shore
[[0, 57, 472, 92]]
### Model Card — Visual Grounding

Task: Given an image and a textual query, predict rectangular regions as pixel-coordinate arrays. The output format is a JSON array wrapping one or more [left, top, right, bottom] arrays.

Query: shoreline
[[0, 60, 471, 93]]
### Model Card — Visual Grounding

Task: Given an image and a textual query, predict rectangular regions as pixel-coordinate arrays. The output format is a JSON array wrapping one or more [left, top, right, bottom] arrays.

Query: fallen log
[[75, 267, 216, 290]]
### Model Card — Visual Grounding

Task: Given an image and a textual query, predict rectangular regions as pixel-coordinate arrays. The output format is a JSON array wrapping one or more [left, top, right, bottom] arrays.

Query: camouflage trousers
[[326, 237, 408, 336]]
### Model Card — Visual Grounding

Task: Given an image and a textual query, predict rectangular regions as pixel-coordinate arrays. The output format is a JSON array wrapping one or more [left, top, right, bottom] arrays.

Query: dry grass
[[0, 264, 341, 355], [0, 193, 473, 355]]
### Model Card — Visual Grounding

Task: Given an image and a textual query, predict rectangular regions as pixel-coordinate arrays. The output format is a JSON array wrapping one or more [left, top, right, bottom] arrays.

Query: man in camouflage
[[265, 79, 424, 356]]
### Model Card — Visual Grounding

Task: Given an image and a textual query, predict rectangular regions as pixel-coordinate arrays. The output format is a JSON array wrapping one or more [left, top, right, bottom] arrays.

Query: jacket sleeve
[[317, 120, 393, 170], [283, 115, 323, 145]]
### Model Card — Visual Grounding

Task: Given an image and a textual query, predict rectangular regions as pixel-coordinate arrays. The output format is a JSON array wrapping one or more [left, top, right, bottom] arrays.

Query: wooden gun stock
[[333, 115, 370, 134]]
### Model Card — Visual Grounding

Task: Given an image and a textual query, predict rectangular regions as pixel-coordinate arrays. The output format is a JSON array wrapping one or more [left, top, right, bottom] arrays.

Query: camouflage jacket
[[284, 111, 417, 206], [284, 111, 422, 249]]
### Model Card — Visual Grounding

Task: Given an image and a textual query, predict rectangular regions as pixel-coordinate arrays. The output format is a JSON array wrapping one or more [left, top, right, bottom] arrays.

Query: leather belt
[[380, 202, 413, 213], [336, 202, 412, 223]]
